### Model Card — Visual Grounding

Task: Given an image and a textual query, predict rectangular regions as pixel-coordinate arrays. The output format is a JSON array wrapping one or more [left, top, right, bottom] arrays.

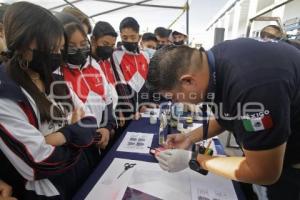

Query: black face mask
[[156, 44, 166, 50], [67, 48, 89, 66], [122, 41, 139, 52], [29, 50, 62, 75], [173, 40, 184, 45], [96, 46, 114, 60]]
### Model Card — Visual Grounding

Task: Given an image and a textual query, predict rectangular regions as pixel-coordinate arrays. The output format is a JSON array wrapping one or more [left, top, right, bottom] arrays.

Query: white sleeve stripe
[[25, 179, 60, 197], [0, 98, 55, 163], [0, 123, 35, 161], [0, 138, 34, 180], [0, 122, 55, 165]]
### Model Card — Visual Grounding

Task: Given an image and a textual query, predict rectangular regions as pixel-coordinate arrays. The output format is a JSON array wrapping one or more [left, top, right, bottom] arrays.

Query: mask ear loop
[[87, 37, 92, 65]]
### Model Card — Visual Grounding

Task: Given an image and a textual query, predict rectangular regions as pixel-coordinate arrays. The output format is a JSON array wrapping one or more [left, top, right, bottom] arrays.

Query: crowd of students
[[0, 2, 188, 200], [1, 1, 300, 200]]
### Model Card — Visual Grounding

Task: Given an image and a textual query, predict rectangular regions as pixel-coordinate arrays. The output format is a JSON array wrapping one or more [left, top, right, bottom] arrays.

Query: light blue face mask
[[143, 48, 156, 59]]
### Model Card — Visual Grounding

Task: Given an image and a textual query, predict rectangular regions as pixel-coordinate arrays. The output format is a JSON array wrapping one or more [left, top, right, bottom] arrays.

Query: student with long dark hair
[[0, 4, 8, 65], [0, 2, 101, 199], [59, 22, 116, 151]]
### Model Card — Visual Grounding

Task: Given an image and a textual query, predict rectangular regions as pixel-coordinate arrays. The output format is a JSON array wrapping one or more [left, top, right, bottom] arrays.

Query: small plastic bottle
[[177, 115, 184, 132], [150, 111, 157, 124], [176, 103, 184, 116]]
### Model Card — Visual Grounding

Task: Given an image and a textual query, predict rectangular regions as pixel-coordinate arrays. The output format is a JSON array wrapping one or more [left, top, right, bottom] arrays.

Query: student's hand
[[164, 134, 192, 150], [0, 180, 15, 199], [97, 128, 110, 149], [156, 149, 192, 173], [45, 132, 67, 146], [71, 108, 85, 124], [139, 104, 158, 113], [118, 111, 125, 127], [134, 112, 141, 120]]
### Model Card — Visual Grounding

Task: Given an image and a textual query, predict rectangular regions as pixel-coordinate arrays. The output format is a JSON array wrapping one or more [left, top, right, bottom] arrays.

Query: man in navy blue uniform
[[147, 38, 300, 200]]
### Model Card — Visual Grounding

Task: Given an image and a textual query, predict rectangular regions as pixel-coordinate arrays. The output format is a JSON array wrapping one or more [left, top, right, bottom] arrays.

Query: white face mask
[[143, 48, 156, 59]]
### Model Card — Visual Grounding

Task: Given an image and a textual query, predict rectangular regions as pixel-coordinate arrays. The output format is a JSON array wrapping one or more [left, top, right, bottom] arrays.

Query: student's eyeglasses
[[67, 46, 90, 55]]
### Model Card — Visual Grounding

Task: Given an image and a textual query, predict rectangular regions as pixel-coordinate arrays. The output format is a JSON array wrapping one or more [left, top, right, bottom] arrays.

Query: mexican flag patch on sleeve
[[242, 115, 273, 132]]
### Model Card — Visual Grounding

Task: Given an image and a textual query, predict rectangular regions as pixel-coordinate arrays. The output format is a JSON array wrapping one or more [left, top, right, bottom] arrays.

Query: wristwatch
[[188, 144, 208, 175], [189, 150, 201, 172]]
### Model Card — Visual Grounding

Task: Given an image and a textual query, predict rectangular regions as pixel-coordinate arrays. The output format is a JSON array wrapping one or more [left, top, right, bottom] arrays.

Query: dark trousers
[[266, 166, 300, 200]]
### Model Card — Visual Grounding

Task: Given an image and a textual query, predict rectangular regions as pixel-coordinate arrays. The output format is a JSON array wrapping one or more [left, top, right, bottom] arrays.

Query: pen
[[204, 140, 212, 155]]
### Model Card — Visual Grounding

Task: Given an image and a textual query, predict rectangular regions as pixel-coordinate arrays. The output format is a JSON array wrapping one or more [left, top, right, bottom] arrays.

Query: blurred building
[[203, 0, 300, 48]]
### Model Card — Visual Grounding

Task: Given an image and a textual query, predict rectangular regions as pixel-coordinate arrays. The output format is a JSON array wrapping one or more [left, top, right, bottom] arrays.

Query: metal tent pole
[[186, 1, 190, 44]]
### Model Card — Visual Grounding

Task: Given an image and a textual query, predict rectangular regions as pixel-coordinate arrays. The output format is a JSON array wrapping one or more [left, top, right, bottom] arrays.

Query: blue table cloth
[[73, 118, 246, 200]]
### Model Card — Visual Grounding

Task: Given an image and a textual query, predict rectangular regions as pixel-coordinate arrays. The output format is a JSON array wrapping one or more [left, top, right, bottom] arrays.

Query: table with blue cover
[[73, 118, 246, 200]]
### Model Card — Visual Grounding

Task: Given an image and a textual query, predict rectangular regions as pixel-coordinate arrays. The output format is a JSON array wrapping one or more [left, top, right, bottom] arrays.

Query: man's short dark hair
[[146, 45, 202, 92], [260, 25, 283, 40], [154, 27, 171, 38], [172, 31, 187, 37], [93, 21, 118, 39], [119, 17, 139, 33], [142, 32, 157, 42]]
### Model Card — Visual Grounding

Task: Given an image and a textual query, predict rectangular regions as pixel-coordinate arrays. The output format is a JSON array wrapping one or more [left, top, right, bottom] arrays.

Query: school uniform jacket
[[112, 46, 150, 114], [98, 58, 119, 111], [0, 66, 100, 199], [60, 57, 116, 131]]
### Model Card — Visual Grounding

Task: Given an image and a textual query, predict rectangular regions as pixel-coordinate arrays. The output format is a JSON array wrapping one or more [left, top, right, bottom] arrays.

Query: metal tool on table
[[117, 163, 136, 179]]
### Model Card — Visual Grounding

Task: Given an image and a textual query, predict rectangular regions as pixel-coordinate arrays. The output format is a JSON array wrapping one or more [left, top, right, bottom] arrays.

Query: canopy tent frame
[[246, 0, 294, 37], [63, 0, 82, 11], [49, 0, 190, 42], [88, 0, 154, 17]]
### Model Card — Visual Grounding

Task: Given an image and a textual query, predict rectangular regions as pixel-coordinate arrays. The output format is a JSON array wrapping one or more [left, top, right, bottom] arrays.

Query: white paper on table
[[140, 108, 160, 118], [121, 166, 191, 200], [85, 158, 135, 200], [86, 158, 238, 200], [86, 158, 191, 200], [116, 132, 154, 154], [190, 170, 238, 200]]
